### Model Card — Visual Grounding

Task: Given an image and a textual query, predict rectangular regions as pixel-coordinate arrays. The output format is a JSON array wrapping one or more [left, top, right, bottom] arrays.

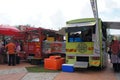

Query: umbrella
[[0, 25, 20, 36]]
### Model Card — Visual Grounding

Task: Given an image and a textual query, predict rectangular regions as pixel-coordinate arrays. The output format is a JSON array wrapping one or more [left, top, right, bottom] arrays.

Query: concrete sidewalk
[[0, 72, 27, 80], [0, 68, 59, 80], [0, 62, 59, 80]]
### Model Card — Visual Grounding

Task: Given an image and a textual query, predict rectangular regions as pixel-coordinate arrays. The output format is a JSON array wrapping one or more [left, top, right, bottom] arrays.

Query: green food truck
[[65, 18, 108, 69]]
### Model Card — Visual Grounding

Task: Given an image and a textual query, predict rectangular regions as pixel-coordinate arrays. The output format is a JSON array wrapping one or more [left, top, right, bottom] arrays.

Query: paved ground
[[22, 73, 59, 80], [0, 61, 119, 80], [54, 68, 116, 80], [0, 67, 59, 80], [0, 62, 59, 80], [54, 61, 120, 80]]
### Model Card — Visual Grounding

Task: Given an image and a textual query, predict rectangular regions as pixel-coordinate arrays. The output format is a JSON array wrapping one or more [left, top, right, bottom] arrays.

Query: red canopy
[[0, 25, 20, 36]]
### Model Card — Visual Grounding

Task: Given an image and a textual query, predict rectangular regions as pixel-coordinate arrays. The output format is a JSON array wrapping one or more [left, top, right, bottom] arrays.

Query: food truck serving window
[[67, 25, 95, 42]]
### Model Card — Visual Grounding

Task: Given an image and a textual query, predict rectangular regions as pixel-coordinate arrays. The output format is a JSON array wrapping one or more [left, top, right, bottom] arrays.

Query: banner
[[90, 0, 98, 19], [90, 0, 100, 54]]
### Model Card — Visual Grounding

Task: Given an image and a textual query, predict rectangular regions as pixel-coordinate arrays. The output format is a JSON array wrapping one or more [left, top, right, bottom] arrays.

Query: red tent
[[0, 25, 20, 36]]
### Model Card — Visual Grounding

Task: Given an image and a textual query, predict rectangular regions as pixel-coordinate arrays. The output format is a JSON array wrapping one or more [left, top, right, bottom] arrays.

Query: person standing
[[15, 42, 21, 64], [0, 40, 4, 64], [0, 40, 4, 53], [5, 40, 16, 66], [110, 39, 120, 72]]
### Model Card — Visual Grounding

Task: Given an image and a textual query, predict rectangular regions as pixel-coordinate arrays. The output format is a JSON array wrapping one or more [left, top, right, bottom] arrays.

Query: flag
[[90, 0, 99, 19], [90, 0, 100, 54]]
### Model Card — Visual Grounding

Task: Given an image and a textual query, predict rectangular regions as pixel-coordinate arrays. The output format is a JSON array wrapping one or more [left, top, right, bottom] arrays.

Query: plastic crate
[[69, 38, 74, 42], [44, 58, 63, 70], [74, 38, 82, 42], [50, 56, 61, 59]]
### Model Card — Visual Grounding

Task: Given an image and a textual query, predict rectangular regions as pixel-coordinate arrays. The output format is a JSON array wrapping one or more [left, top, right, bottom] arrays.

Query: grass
[[26, 65, 61, 72]]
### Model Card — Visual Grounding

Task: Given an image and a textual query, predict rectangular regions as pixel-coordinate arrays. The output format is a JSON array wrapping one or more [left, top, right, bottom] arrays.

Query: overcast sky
[[0, 0, 120, 32]]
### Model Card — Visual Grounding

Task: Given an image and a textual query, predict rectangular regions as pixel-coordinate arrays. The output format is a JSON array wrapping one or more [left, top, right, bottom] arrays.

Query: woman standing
[[15, 42, 21, 64], [110, 39, 120, 72], [0, 40, 4, 64]]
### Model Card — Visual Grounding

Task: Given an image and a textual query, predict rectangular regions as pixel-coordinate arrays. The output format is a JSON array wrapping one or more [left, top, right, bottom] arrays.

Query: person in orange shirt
[[5, 40, 16, 66]]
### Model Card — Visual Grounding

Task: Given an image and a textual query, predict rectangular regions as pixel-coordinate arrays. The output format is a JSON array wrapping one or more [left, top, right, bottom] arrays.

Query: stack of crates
[[44, 56, 65, 70]]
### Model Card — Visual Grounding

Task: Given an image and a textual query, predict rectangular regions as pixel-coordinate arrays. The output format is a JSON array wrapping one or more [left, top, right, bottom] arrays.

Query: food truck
[[22, 27, 65, 63], [65, 18, 108, 68]]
